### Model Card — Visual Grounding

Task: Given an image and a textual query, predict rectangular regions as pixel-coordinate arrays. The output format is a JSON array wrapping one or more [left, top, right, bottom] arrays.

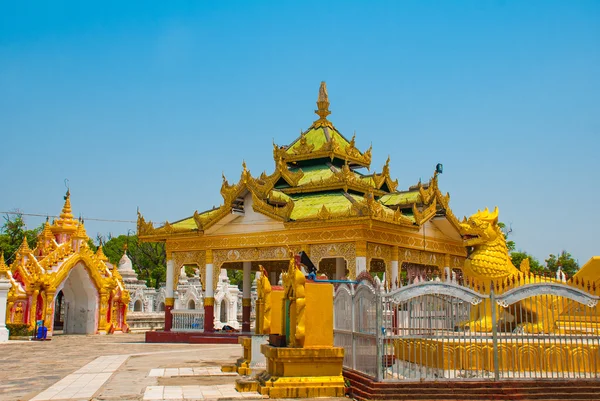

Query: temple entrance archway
[[57, 264, 99, 335], [53, 291, 65, 331]]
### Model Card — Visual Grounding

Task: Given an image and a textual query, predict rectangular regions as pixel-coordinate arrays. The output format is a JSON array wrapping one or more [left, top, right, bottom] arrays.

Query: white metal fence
[[334, 277, 600, 381], [171, 309, 205, 332]]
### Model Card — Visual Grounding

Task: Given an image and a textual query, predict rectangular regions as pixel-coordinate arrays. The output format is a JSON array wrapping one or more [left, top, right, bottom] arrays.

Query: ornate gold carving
[[172, 250, 205, 287], [293, 133, 315, 155], [309, 242, 357, 279], [311, 81, 333, 129], [165, 297, 174, 307], [413, 198, 437, 225], [242, 298, 252, 307], [204, 297, 215, 306], [161, 223, 465, 258], [137, 211, 155, 236], [251, 193, 293, 221], [317, 205, 331, 220], [256, 265, 271, 334], [367, 242, 391, 267]]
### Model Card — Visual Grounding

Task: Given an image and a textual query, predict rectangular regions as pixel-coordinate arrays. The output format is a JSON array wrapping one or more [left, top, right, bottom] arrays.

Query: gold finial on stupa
[[73, 219, 88, 239], [60, 190, 74, 221], [53, 189, 78, 233], [315, 81, 331, 120], [95, 245, 108, 262], [312, 81, 333, 129], [0, 252, 9, 278], [42, 219, 54, 241], [18, 236, 31, 254]]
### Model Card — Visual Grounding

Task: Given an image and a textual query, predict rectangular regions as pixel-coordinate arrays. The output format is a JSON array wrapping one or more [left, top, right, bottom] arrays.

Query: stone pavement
[[0, 333, 240, 401], [0, 334, 348, 401]]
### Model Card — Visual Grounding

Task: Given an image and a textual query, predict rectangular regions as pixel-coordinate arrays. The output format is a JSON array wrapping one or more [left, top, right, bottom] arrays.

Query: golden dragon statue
[[460, 207, 562, 333]]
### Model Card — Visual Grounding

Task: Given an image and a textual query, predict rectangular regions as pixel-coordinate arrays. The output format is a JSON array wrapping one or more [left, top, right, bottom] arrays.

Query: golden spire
[[60, 190, 74, 221], [53, 190, 78, 233], [18, 236, 31, 254], [0, 252, 9, 279], [382, 156, 391, 176], [42, 220, 54, 241], [95, 245, 108, 262], [312, 81, 333, 129], [73, 219, 88, 239]]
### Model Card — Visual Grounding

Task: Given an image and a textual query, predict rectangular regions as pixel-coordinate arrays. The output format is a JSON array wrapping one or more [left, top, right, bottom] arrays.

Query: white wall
[[60, 264, 99, 334]]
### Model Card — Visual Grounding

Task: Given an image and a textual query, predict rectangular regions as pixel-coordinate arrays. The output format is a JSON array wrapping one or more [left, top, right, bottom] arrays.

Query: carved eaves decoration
[[274, 132, 372, 168], [416, 173, 463, 234], [309, 242, 357, 279], [280, 161, 385, 196]]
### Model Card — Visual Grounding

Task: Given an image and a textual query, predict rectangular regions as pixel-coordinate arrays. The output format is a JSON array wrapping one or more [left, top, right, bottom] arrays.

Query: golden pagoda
[[4, 191, 130, 336], [138, 82, 467, 333]]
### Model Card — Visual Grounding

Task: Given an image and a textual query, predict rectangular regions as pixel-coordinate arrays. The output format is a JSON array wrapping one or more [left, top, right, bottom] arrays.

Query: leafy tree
[[498, 222, 515, 253], [97, 234, 166, 288], [545, 251, 579, 278], [510, 251, 543, 274], [0, 213, 43, 264]]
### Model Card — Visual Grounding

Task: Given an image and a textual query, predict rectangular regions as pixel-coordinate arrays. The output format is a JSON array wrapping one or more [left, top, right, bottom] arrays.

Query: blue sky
[[1, 1, 598, 265]]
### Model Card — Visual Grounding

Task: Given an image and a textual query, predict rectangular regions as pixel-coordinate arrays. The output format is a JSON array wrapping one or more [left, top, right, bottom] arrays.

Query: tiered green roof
[[138, 82, 462, 237]]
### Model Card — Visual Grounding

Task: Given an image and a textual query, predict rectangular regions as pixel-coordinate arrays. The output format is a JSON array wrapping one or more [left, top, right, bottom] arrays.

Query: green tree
[[498, 222, 515, 253], [0, 213, 43, 264], [98, 234, 166, 288], [510, 251, 543, 274], [545, 251, 579, 278]]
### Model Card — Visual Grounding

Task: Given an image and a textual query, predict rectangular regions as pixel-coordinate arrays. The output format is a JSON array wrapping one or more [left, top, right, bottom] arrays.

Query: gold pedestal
[[257, 344, 345, 398], [236, 336, 252, 375]]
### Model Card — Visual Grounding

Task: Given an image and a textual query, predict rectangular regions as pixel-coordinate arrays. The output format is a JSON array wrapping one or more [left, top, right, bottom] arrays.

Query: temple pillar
[[335, 258, 345, 280], [242, 261, 251, 333], [355, 241, 367, 276], [391, 246, 399, 289], [204, 249, 215, 332], [164, 257, 174, 331], [0, 275, 10, 342], [44, 291, 55, 338]]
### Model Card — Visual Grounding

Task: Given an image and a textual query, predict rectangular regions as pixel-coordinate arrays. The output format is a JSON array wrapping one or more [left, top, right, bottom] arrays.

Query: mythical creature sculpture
[[256, 265, 271, 334], [460, 207, 560, 333]]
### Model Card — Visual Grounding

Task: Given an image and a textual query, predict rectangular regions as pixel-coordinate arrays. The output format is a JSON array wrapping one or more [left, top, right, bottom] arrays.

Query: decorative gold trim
[[242, 298, 252, 307], [157, 223, 466, 257], [165, 297, 174, 307], [309, 243, 356, 279], [204, 297, 215, 307], [355, 241, 367, 257]]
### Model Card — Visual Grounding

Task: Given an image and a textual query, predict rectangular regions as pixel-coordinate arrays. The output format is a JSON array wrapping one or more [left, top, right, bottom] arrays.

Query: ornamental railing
[[334, 278, 600, 381], [171, 309, 205, 332]]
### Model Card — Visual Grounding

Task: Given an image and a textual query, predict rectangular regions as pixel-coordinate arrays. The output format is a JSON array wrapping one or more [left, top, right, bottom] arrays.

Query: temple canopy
[[138, 81, 463, 238]]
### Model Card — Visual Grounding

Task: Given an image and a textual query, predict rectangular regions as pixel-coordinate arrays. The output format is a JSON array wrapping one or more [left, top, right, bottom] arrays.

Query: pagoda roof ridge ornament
[[52, 189, 78, 233], [312, 81, 332, 129], [0, 252, 8, 279]]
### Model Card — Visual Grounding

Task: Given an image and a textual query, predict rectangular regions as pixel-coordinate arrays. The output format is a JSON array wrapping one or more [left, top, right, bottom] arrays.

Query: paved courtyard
[[0, 333, 252, 401]]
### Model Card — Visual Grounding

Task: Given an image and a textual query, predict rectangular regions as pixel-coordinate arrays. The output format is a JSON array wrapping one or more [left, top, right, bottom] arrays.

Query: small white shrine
[[214, 268, 240, 330]]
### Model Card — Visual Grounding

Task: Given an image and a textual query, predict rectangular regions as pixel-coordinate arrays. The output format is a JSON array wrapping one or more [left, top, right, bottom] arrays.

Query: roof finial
[[0, 252, 8, 278], [312, 81, 332, 128]]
